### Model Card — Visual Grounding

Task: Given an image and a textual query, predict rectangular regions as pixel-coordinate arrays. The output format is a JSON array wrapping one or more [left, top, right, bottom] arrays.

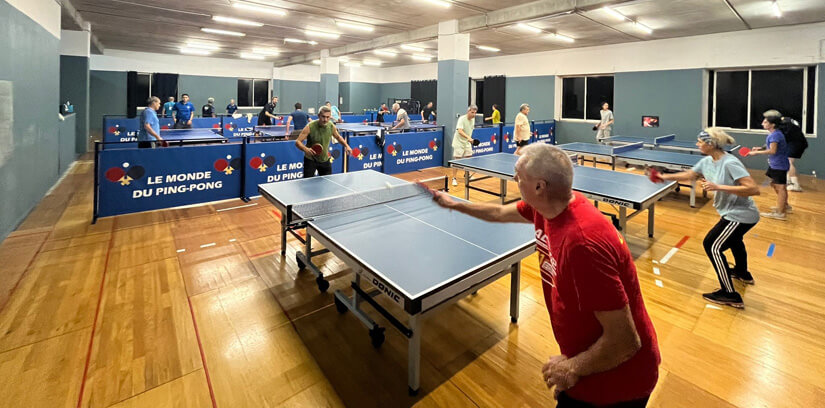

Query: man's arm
[[293, 127, 314, 155], [187, 105, 194, 123], [332, 127, 352, 154], [456, 128, 471, 141], [285, 115, 293, 131], [393, 117, 406, 129], [144, 122, 163, 140], [433, 192, 529, 223]]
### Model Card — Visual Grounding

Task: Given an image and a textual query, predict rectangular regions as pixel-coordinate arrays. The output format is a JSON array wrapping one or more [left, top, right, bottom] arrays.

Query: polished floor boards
[[0, 158, 823, 407]]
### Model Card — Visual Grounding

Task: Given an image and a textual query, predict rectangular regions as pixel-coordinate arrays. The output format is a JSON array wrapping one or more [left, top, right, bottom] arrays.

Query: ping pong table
[[603, 134, 738, 154], [157, 128, 226, 145], [449, 153, 677, 237], [378, 122, 440, 132], [253, 125, 292, 141], [258, 170, 535, 395], [335, 123, 384, 135], [557, 142, 705, 206]]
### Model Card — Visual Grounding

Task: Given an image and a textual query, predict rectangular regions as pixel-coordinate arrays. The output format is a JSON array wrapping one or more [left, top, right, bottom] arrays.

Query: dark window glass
[[562, 77, 585, 119], [707, 70, 715, 126], [253, 79, 269, 107], [136, 74, 150, 101], [585, 76, 614, 120], [714, 71, 748, 129], [806, 66, 816, 134], [750, 69, 803, 130], [238, 79, 252, 106]]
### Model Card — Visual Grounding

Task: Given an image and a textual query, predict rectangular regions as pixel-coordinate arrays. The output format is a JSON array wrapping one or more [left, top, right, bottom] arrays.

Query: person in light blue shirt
[[326, 101, 340, 122], [138, 97, 164, 148], [652, 128, 760, 309], [172, 93, 195, 129], [162, 97, 175, 118], [746, 109, 790, 219]]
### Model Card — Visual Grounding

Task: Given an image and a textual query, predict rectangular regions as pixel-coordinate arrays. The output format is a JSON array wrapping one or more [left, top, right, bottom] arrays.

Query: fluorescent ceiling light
[[516, 23, 542, 34], [771, 1, 782, 17], [401, 44, 425, 52], [338, 56, 349, 62], [201, 28, 246, 37], [240, 52, 265, 60], [251, 47, 279, 55], [231, 2, 287, 16], [284, 38, 318, 45], [305, 29, 340, 39], [548, 33, 575, 43], [602, 6, 627, 21], [424, 0, 451, 7], [180, 48, 211, 56], [345, 62, 361, 67], [476, 45, 500, 52], [363, 59, 382, 66], [634, 21, 653, 34], [212, 16, 263, 27], [411, 54, 432, 61], [186, 41, 220, 51], [336, 21, 374, 32], [312, 59, 321, 65], [374, 49, 397, 57]]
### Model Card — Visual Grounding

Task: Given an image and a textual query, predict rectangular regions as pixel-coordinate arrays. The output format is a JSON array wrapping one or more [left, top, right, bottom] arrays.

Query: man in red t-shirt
[[433, 143, 660, 407]]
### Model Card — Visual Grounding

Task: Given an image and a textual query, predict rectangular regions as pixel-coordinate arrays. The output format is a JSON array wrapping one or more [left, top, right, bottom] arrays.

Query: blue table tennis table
[[449, 153, 677, 237], [258, 170, 535, 394], [253, 125, 291, 141], [603, 134, 738, 154], [378, 121, 440, 132], [557, 142, 705, 206], [335, 123, 384, 134], [158, 128, 226, 145]]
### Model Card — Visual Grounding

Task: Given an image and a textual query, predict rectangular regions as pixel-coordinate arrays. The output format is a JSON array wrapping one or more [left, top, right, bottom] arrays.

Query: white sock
[[791, 176, 799, 185]]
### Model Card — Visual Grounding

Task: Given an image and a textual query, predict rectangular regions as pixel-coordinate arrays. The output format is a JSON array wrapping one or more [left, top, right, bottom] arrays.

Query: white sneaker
[[760, 211, 787, 220], [787, 183, 803, 192], [770, 205, 793, 213], [452, 178, 458, 187]]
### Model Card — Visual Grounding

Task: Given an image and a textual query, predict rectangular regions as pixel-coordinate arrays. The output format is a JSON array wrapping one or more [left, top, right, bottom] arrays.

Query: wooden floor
[[1, 157, 824, 408]]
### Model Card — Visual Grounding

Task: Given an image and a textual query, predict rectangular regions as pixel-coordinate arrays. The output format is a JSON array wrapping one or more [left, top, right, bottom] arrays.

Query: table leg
[[619, 207, 627, 237], [280, 216, 287, 255], [464, 170, 470, 200], [408, 314, 421, 395], [500, 178, 507, 204], [690, 179, 697, 208], [648, 204, 655, 237], [510, 263, 520, 323]]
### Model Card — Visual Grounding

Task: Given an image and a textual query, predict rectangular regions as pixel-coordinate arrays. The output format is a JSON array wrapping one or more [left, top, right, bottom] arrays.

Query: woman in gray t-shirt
[[595, 102, 614, 142], [651, 128, 760, 309]]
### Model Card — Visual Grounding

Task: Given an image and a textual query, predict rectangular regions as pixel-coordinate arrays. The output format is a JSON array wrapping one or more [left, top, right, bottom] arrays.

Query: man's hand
[[702, 180, 720, 191], [344, 145, 353, 155], [542, 355, 580, 396], [432, 191, 457, 209], [187, 119, 192, 125]]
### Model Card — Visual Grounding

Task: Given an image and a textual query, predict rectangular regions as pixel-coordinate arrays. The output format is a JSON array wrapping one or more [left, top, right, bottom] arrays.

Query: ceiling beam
[[278, 0, 627, 67], [59, 0, 106, 54]]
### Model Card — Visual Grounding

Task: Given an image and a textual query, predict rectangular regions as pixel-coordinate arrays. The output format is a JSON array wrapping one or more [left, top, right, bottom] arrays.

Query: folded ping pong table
[[258, 170, 535, 394], [603, 134, 737, 154], [449, 153, 677, 237], [557, 142, 706, 206]]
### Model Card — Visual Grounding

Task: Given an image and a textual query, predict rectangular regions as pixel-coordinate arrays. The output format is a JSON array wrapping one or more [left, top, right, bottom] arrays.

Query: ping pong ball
[[385, 182, 392, 189]]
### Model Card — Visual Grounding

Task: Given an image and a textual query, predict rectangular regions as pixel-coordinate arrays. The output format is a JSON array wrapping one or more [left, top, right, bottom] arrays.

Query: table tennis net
[[288, 183, 431, 222]]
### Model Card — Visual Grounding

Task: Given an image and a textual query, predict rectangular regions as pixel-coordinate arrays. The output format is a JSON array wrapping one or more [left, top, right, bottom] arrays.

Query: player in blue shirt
[[285, 102, 310, 138], [747, 109, 790, 220], [138, 97, 165, 148], [226, 99, 238, 114], [172, 93, 195, 129], [162, 97, 176, 118]]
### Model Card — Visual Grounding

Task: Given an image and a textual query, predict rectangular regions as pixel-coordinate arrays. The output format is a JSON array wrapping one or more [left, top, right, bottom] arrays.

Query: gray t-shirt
[[692, 154, 759, 224], [599, 109, 614, 131], [396, 109, 411, 130]]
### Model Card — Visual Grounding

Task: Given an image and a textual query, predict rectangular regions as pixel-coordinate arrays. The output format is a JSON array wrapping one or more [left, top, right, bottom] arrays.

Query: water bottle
[[813, 170, 817, 179]]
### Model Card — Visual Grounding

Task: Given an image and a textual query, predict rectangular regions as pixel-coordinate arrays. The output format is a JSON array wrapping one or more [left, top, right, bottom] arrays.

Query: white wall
[[60, 30, 90, 57], [276, 64, 320, 82], [379, 63, 437, 83], [7, 0, 60, 38], [90, 49, 274, 78]]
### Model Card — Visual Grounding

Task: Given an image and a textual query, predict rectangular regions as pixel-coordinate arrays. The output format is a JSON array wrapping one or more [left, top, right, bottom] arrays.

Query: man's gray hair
[[518, 144, 573, 201], [168, 96, 174, 101], [207, 97, 214, 103], [392, 103, 400, 110], [147, 96, 161, 105], [467, 105, 478, 112], [318, 106, 331, 115], [520, 103, 530, 112]]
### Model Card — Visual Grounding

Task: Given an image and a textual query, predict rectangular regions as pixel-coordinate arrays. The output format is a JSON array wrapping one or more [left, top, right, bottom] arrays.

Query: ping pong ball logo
[[427, 138, 440, 151], [387, 142, 403, 156], [214, 154, 241, 175], [504, 132, 510, 142], [328, 146, 341, 162], [491, 133, 497, 144], [249, 152, 276, 172], [105, 162, 146, 186], [352, 145, 370, 160]]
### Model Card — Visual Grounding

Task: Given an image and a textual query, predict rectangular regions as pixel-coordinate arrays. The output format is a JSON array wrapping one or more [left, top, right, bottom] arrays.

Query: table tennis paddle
[[647, 167, 663, 183], [738, 146, 751, 156], [414, 181, 438, 198], [472, 138, 481, 147], [310, 144, 323, 155], [160, 140, 169, 148]]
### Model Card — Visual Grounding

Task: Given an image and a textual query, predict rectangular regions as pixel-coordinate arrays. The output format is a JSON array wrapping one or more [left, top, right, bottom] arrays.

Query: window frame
[[238, 78, 271, 108], [560, 74, 614, 122]]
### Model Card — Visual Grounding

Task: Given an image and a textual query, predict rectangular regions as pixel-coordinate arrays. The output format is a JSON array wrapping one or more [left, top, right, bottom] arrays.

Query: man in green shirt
[[294, 106, 353, 178], [451, 105, 478, 186]]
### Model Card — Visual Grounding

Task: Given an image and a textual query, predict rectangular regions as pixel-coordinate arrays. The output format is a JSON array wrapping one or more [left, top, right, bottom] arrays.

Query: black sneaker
[[730, 271, 754, 285], [702, 289, 744, 309]]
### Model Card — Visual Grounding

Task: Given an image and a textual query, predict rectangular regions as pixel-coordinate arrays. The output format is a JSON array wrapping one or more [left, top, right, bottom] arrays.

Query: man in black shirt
[[257, 96, 280, 126], [202, 97, 216, 118], [421, 101, 436, 123], [376, 103, 389, 123]]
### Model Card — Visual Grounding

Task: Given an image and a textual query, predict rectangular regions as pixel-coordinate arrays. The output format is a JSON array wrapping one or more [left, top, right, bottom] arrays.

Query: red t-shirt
[[517, 193, 660, 405]]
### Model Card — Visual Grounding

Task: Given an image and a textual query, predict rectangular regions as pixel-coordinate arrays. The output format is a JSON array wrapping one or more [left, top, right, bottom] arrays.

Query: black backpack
[[778, 117, 807, 149]]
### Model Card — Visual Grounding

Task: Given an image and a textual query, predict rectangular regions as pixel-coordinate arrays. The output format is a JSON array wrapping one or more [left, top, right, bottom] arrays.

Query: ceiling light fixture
[[336, 21, 374, 32], [212, 16, 263, 27], [345, 61, 361, 67], [476, 45, 500, 52], [186, 41, 220, 51], [548, 33, 575, 43], [602, 6, 627, 21], [338, 56, 350, 62], [305, 29, 341, 39], [231, 1, 287, 16], [401, 44, 425, 52], [516, 23, 542, 33], [633, 21, 653, 34], [201, 27, 246, 37], [424, 0, 451, 7], [240, 52, 265, 60], [411, 54, 432, 61], [771, 1, 782, 17], [251, 47, 279, 55], [312, 59, 321, 65], [180, 48, 211, 56], [363, 59, 382, 66], [374, 49, 397, 57]]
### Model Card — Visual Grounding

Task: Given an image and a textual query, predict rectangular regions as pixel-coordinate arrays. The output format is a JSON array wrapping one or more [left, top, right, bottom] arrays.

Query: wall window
[[136, 73, 151, 100], [709, 67, 816, 134], [238, 78, 270, 107], [562, 75, 614, 120]]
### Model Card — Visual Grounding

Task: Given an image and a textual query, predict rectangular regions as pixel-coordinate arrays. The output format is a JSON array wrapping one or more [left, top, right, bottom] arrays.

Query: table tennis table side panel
[[449, 153, 519, 179], [557, 142, 617, 156], [616, 149, 702, 167], [306, 194, 535, 299], [571, 167, 672, 209]]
